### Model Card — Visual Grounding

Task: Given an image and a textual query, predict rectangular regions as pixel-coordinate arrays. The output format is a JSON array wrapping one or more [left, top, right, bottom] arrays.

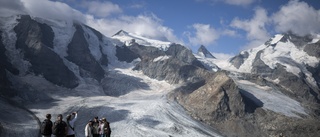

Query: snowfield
[[230, 74, 308, 118], [21, 66, 221, 137], [112, 30, 172, 51]]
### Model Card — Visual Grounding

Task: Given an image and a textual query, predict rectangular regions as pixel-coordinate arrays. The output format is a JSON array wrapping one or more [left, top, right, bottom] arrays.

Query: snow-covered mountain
[[229, 33, 320, 104], [0, 15, 320, 137], [112, 30, 172, 51], [112, 31, 219, 72]]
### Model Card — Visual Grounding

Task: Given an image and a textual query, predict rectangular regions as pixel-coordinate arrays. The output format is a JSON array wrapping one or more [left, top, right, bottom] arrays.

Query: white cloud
[[229, 0, 320, 51], [224, 0, 254, 6], [130, 2, 146, 9], [21, 0, 84, 22], [222, 29, 237, 37], [272, 0, 320, 36], [212, 52, 234, 60], [85, 13, 183, 44], [2, 0, 181, 45], [230, 7, 270, 50], [83, 1, 122, 18], [0, 0, 26, 17], [198, 0, 254, 6], [231, 7, 269, 41], [185, 24, 219, 46]]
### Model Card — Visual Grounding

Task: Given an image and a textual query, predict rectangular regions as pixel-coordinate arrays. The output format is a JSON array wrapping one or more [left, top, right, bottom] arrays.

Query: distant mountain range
[[0, 15, 319, 137]]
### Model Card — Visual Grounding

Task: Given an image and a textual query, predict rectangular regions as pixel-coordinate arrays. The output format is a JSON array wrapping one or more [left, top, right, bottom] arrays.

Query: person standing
[[41, 114, 53, 137], [104, 118, 111, 137], [66, 112, 78, 137], [99, 118, 111, 137], [53, 114, 68, 137], [92, 117, 100, 137], [85, 120, 93, 137]]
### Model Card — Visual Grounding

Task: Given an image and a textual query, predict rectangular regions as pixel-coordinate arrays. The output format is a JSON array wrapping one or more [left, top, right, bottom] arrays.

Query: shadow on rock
[[239, 89, 264, 113]]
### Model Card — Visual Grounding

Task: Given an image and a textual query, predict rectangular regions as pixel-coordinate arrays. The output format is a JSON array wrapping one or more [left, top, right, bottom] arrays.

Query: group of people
[[40, 112, 111, 137], [85, 116, 111, 137]]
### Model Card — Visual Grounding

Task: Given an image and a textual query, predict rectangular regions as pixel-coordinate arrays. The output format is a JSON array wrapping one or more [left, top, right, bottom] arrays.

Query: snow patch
[[270, 34, 283, 45], [112, 31, 171, 51], [153, 55, 171, 62], [309, 38, 319, 44], [194, 54, 220, 72], [51, 20, 75, 57], [238, 44, 266, 73], [82, 25, 102, 61], [233, 78, 308, 118], [261, 40, 319, 77], [101, 37, 120, 66]]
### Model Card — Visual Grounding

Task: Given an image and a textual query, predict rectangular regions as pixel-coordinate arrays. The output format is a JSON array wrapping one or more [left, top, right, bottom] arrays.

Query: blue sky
[[1, 0, 320, 58]]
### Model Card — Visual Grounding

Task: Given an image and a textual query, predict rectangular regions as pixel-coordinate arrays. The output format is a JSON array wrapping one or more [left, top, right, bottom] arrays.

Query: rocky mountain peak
[[112, 29, 129, 37], [279, 32, 314, 47], [197, 45, 215, 58]]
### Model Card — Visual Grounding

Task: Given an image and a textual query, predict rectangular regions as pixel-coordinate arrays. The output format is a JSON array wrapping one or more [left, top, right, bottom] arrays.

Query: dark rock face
[[66, 24, 105, 82], [115, 45, 139, 63], [253, 108, 320, 137], [14, 15, 78, 88], [0, 31, 18, 96], [230, 51, 249, 69], [129, 42, 165, 59], [197, 45, 215, 58], [169, 71, 265, 137], [251, 51, 273, 74], [86, 25, 103, 41], [304, 40, 320, 58], [307, 64, 320, 93], [165, 44, 205, 69], [132, 43, 208, 84], [271, 64, 320, 103]]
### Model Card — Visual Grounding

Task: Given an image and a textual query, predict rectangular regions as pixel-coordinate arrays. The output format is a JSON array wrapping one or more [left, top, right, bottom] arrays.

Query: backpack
[[53, 121, 66, 135], [40, 119, 52, 135]]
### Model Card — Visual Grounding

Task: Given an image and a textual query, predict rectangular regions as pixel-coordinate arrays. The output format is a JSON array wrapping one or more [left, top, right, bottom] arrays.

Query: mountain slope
[[0, 14, 320, 137], [168, 34, 320, 137], [197, 45, 216, 58], [14, 15, 79, 88], [229, 33, 320, 104], [0, 15, 222, 137], [194, 45, 220, 72]]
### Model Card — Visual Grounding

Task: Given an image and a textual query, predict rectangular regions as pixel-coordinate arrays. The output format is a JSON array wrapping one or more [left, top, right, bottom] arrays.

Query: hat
[[102, 118, 106, 121]]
